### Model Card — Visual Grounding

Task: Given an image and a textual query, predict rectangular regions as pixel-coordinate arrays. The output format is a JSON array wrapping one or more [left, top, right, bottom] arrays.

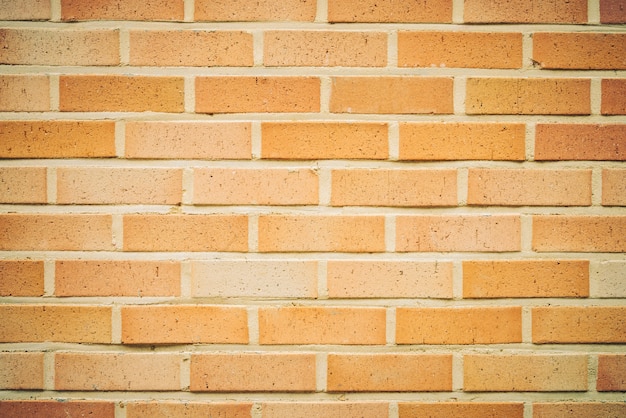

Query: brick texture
[[602, 79, 626, 115], [533, 33, 626, 70], [126, 402, 252, 418], [532, 306, 626, 343], [0, 75, 49, 111], [61, 0, 184, 21], [0, 401, 115, 418], [464, 0, 587, 23], [603, 169, 626, 205], [0, 167, 47, 203], [398, 403, 524, 418], [0, 0, 50, 20], [597, 355, 626, 391], [533, 403, 626, 418], [535, 124, 626, 160], [262, 402, 389, 418], [328, 0, 452, 22], [0, 260, 44, 297], [195, 0, 316, 21], [0, 352, 44, 389], [601, 0, 626, 23], [532, 215, 626, 252]]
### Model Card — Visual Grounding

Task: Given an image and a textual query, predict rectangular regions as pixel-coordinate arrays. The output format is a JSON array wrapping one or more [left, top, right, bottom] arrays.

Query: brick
[[191, 353, 316, 392], [603, 169, 626, 206], [0, 305, 111, 343], [264, 31, 386, 67], [0, 214, 113, 251], [123, 214, 248, 252], [0, 401, 115, 418], [331, 77, 453, 114], [397, 306, 522, 344], [463, 260, 589, 298], [126, 402, 252, 418], [61, 0, 184, 21], [331, 169, 457, 207], [464, 355, 588, 391], [55, 353, 180, 391], [194, 168, 318, 205], [0, 167, 47, 204], [0, 260, 44, 297], [532, 306, 626, 343], [396, 215, 521, 252], [535, 124, 626, 160], [130, 30, 253, 66], [195, 0, 316, 21], [259, 306, 386, 345], [122, 305, 248, 344], [464, 0, 587, 23], [261, 122, 388, 160], [327, 260, 453, 299], [601, 0, 626, 23], [532, 215, 626, 252], [467, 168, 592, 206], [398, 403, 524, 418], [327, 354, 452, 392], [262, 402, 389, 418], [466, 78, 590, 115], [258, 215, 385, 252], [0, 0, 50, 20], [602, 79, 626, 115], [592, 261, 626, 298], [533, 402, 626, 418], [56, 260, 180, 297], [533, 33, 626, 70], [0, 352, 44, 389], [399, 122, 526, 161], [598, 355, 626, 391], [0, 75, 49, 111], [399, 32, 522, 69], [57, 167, 182, 205], [328, 0, 452, 22], [60, 75, 184, 112], [125, 121, 251, 159], [0, 120, 115, 158]]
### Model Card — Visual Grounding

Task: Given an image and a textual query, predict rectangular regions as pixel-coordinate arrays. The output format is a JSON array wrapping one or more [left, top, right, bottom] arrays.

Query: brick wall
[[1, 0, 625, 417]]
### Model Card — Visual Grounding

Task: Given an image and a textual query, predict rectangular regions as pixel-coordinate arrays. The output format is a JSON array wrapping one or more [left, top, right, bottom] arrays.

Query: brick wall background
[[1, 0, 625, 417]]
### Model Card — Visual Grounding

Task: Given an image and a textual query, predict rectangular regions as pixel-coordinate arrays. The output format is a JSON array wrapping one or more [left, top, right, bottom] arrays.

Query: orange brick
[[0, 401, 114, 418], [399, 32, 522, 69], [123, 214, 248, 252], [0, 352, 44, 389], [55, 352, 181, 391], [126, 402, 252, 418], [190, 353, 316, 392], [61, 0, 184, 21], [0, 260, 44, 297], [398, 403, 524, 418], [258, 215, 385, 252], [602, 79, 626, 115], [463, 260, 589, 298], [535, 124, 626, 160], [0, 305, 111, 343], [597, 355, 626, 391], [466, 78, 590, 115], [55, 260, 180, 297], [130, 30, 253, 66], [467, 168, 592, 206], [264, 31, 386, 67], [259, 306, 386, 345], [57, 167, 182, 204], [0, 214, 113, 251], [397, 306, 522, 344], [396, 215, 521, 252], [533, 402, 626, 418], [328, 261, 453, 299], [534, 33, 626, 70], [0, 120, 115, 158], [194, 168, 318, 205], [261, 122, 388, 160], [327, 354, 452, 392], [601, 0, 626, 23], [0, 75, 49, 111], [331, 169, 457, 207], [328, 0, 452, 22], [0, 167, 47, 203], [532, 215, 626, 252], [331, 77, 453, 114], [603, 169, 626, 205], [125, 121, 251, 159], [464, 354, 588, 391], [0, 0, 50, 20], [262, 402, 389, 418], [60, 75, 184, 112], [464, 0, 587, 23], [533, 306, 626, 343], [195, 0, 316, 21], [399, 122, 526, 161]]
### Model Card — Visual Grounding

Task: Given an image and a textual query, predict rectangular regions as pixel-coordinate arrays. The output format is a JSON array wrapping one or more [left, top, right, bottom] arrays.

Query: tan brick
[[55, 353, 181, 391], [598, 355, 626, 391], [534, 33, 626, 70], [327, 260, 453, 299], [399, 403, 524, 418], [262, 402, 389, 418], [328, 0, 452, 22], [464, 0, 587, 23], [602, 79, 626, 115], [264, 31, 386, 67], [190, 353, 316, 392], [464, 355, 588, 391], [0, 352, 44, 389], [0, 121, 115, 158], [126, 402, 252, 418], [603, 169, 626, 205], [533, 306, 626, 343], [0, 260, 44, 297], [57, 167, 182, 205], [0, 401, 115, 418], [396, 215, 521, 252], [0, 167, 47, 204], [123, 214, 248, 252], [194, 168, 318, 205], [60, 75, 184, 112], [331, 77, 453, 114], [0, 214, 113, 251], [463, 260, 589, 298], [0, 305, 111, 343], [0, 0, 50, 20], [533, 402, 626, 418], [258, 215, 385, 252], [533, 215, 626, 252], [61, 0, 184, 21], [130, 30, 253, 66], [327, 354, 452, 392], [601, 0, 626, 23], [125, 121, 251, 159], [261, 122, 388, 160], [466, 78, 590, 115], [331, 169, 457, 207], [195, 0, 316, 21], [399, 122, 526, 161], [535, 124, 626, 160], [56, 260, 180, 297], [467, 168, 592, 206], [0, 75, 49, 111], [592, 261, 626, 298]]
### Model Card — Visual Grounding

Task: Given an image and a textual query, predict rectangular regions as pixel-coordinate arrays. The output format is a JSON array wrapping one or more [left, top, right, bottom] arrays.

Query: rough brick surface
[[533, 403, 626, 418], [0, 401, 115, 418], [602, 79, 626, 115], [61, 0, 184, 21], [597, 355, 626, 391], [0, 260, 44, 297], [262, 402, 389, 418], [0, 167, 47, 204], [535, 124, 626, 160], [328, 0, 452, 22], [603, 169, 626, 205], [0, 75, 49, 111], [592, 261, 626, 298], [533, 307, 626, 343], [601, 0, 626, 23], [0, 352, 44, 389], [398, 403, 524, 418], [532, 215, 626, 252], [533, 33, 626, 70], [0, 0, 50, 20], [195, 0, 316, 21], [126, 402, 252, 418], [464, 0, 587, 23]]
